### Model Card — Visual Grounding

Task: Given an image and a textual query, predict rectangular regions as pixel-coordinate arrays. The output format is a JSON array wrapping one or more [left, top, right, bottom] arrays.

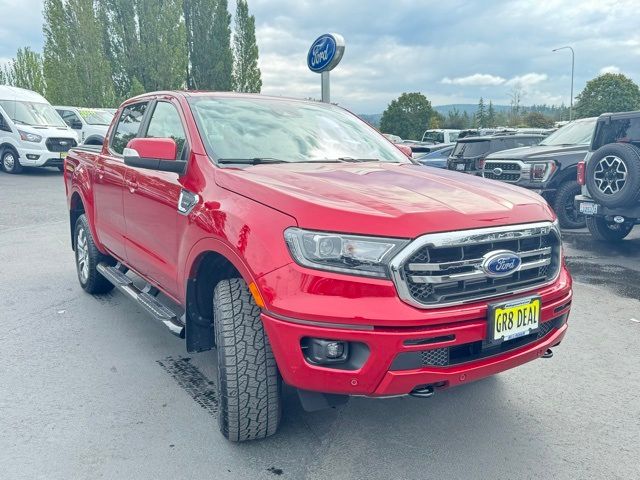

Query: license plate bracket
[[578, 201, 599, 215], [485, 296, 541, 346]]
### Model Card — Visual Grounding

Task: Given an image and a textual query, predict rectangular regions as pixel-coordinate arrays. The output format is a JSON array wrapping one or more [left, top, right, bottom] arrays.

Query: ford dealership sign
[[307, 33, 345, 73]]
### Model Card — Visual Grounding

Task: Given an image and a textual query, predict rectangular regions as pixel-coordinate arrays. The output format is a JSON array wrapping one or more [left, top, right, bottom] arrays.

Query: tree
[[442, 107, 467, 129], [475, 97, 486, 127], [574, 73, 640, 118], [4, 47, 46, 95], [379, 92, 434, 140], [523, 111, 554, 128], [487, 100, 496, 127], [101, 0, 186, 97], [184, 0, 233, 90], [43, 0, 114, 106], [508, 85, 524, 126], [232, 0, 262, 93], [211, 0, 234, 90]]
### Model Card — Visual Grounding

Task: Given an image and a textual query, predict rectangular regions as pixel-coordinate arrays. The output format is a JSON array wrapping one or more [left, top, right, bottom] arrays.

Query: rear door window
[[110, 102, 148, 155], [592, 117, 640, 150], [452, 140, 490, 158]]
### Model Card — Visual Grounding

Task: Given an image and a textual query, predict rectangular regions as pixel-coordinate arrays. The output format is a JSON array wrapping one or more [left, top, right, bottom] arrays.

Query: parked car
[[383, 133, 403, 143], [65, 91, 571, 442], [414, 143, 454, 168], [55, 106, 115, 145], [575, 110, 640, 241], [421, 129, 461, 144], [447, 133, 545, 175], [483, 117, 597, 229], [0, 85, 78, 173]]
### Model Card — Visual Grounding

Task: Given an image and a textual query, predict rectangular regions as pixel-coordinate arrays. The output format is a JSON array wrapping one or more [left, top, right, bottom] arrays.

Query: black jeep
[[483, 117, 597, 229], [575, 111, 640, 241]]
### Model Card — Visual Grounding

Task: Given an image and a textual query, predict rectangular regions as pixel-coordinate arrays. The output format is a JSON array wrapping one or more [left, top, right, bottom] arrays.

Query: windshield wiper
[[335, 157, 383, 163], [217, 157, 288, 165]]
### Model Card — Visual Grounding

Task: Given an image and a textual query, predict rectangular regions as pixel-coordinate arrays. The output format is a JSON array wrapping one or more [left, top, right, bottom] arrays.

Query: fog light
[[26, 154, 40, 160], [302, 338, 349, 365]]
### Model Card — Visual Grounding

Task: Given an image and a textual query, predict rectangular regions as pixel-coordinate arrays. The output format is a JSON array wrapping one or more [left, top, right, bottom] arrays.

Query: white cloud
[[441, 74, 506, 86], [599, 65, 621, 75], [506, 73, 548, 87]]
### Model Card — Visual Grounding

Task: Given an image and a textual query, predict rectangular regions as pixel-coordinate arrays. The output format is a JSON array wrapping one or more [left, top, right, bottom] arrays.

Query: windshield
[[188, 97, 409, 164], [422, 131, 444, 143], [78, 108, 113, 125], [452, 140, 490, 158], [540, 118, 596, 146], [0, 100, 66, 127]]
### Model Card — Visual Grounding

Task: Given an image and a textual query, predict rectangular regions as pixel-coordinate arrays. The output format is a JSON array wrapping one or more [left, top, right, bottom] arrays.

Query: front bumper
[[261, 268, 572, 397], [17, 146, 67, 167]]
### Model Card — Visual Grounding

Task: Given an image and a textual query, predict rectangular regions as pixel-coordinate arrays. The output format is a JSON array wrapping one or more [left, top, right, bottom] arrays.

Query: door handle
[[96, 164, 105, 180]]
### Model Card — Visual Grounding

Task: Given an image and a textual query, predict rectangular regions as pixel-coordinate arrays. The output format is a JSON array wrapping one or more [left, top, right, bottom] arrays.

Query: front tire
[[586, 216, 634, 242], [553, 181, 585, 229], [213, 278, 281, 442], [2, 149, 22, 174], [74, 214, 115, 293]]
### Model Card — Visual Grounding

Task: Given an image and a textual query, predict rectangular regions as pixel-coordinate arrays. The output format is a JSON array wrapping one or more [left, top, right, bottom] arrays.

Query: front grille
[[46, 137, 77, 152], [421, 348, 449, 366], [390, 222, 562, 308], [483, 161, 522, 182]]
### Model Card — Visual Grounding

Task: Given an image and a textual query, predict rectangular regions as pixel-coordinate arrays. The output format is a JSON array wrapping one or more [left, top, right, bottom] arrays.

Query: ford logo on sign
[[307, 33, 345, 73], [481, 250, 522, 277]]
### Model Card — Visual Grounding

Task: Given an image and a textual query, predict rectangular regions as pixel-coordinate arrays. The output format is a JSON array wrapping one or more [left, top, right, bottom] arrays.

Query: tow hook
[[409, 386, 435, 398], [542, 348, 554, 359]]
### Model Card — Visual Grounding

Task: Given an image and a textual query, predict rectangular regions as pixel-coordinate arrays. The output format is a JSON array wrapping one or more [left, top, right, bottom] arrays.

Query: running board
[[97, 262, 185, 338]]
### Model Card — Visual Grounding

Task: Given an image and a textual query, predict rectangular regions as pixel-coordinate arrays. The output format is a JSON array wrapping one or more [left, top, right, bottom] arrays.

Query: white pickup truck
[[55, 106, 114, 145]]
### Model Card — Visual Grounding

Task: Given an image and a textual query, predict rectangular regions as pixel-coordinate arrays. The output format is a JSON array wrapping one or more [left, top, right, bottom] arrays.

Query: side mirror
[[71, 120, 83, 129], [396, 144, 413, 158], [124, 138, 186, 174]]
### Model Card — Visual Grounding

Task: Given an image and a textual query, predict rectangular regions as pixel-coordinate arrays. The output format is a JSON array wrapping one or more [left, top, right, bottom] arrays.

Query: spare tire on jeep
[[586, 143, 640, 208]]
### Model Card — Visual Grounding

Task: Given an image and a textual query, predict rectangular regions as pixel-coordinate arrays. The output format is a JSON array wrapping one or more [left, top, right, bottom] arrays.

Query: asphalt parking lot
[[1, 168, 639, 480]]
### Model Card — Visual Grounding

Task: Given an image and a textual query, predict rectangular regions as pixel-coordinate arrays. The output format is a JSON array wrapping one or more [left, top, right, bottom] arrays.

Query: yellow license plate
[[489, 297, 540, 341], [60, 152, 68, 159]]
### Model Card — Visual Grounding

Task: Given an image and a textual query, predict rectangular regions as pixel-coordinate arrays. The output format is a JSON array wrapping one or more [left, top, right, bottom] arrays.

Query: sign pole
[[307, 33, 345, 104], [321, 71, 330, 103]]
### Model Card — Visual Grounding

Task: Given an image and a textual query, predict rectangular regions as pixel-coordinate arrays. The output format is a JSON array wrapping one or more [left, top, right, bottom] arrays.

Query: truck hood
[[215, 162, 555, 238], [18, 124, 79, 143], [487, 144, 589, 161]]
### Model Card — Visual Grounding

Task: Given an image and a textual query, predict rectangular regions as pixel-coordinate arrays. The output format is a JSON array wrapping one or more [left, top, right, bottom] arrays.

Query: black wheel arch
[[185, 251, 247, 353], [69, 192, 86, 251]]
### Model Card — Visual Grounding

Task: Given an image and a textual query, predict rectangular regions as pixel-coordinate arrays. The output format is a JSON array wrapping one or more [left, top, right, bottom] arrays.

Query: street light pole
[[553, 46, 575, 120]]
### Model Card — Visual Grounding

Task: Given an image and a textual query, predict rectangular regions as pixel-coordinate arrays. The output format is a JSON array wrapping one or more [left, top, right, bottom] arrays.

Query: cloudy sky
[[1, 0, 638, 113]]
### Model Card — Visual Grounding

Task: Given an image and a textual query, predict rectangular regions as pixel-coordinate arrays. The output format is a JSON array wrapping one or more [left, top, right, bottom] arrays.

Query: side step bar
[[97, 262, 185, 338]]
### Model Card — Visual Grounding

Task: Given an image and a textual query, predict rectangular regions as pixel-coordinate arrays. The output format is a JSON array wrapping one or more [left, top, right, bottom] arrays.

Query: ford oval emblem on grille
[[481, 250, 521, 277], [493, 167, 503, 176]]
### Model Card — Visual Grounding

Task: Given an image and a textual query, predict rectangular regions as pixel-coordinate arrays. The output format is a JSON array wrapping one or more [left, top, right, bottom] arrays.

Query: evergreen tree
[[487, 100, 496, 127], [232, 0, 261, 93], [43, 0, 79, 104], [211, 0, 234, 90], [475, 97, 486, 127]]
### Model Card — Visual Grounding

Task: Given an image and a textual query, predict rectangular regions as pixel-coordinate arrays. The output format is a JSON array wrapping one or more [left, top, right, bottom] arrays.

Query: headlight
[[18, 130, 43, 143], [284, 227, 409, 278], [528, 161, 557, 182]]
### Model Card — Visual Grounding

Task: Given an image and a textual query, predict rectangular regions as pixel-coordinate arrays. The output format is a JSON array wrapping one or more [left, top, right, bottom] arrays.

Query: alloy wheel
[[76, 227, 89, 283], [594, 155, 627, 195]]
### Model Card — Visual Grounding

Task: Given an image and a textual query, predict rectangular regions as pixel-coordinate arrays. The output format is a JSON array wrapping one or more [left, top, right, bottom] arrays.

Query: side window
[[145, 102, 187, 159], [0, 112, 10, 132], [111, 102, 148, 155], [58, 110, 82, 128]]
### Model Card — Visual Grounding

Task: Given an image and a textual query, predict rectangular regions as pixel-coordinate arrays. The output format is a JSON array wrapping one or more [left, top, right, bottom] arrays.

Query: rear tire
[[74, 214, 115, 293], [553, 181, 585, 229], [213, 278, 281, 442], [2, 148, 22, 174], [586, 216, 634, 242], [586, 143, 640, 208]]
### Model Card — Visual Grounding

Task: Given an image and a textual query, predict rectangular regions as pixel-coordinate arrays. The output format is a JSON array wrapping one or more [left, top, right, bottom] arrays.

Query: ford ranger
[[64, 91, 572, 442]]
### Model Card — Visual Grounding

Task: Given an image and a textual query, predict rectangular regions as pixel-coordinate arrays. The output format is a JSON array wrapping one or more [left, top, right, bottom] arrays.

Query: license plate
[[579, 201, 598, 215], [456, 163, 465, 171], [60, 152, 68, 159], [488, 296, 540, 342]]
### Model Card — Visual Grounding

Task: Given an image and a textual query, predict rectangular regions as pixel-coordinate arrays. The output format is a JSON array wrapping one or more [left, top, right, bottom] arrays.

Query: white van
[[421, 129, 461, 144], [54, 106, 114, 145], [0, 86, 79, 174]]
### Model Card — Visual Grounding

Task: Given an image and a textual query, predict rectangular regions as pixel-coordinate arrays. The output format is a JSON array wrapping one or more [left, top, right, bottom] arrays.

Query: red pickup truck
[[64, 91, 572, 442]]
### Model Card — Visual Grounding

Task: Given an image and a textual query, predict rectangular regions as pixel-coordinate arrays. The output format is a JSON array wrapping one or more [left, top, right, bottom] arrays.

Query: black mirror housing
[[124, 154, 186, 174]]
